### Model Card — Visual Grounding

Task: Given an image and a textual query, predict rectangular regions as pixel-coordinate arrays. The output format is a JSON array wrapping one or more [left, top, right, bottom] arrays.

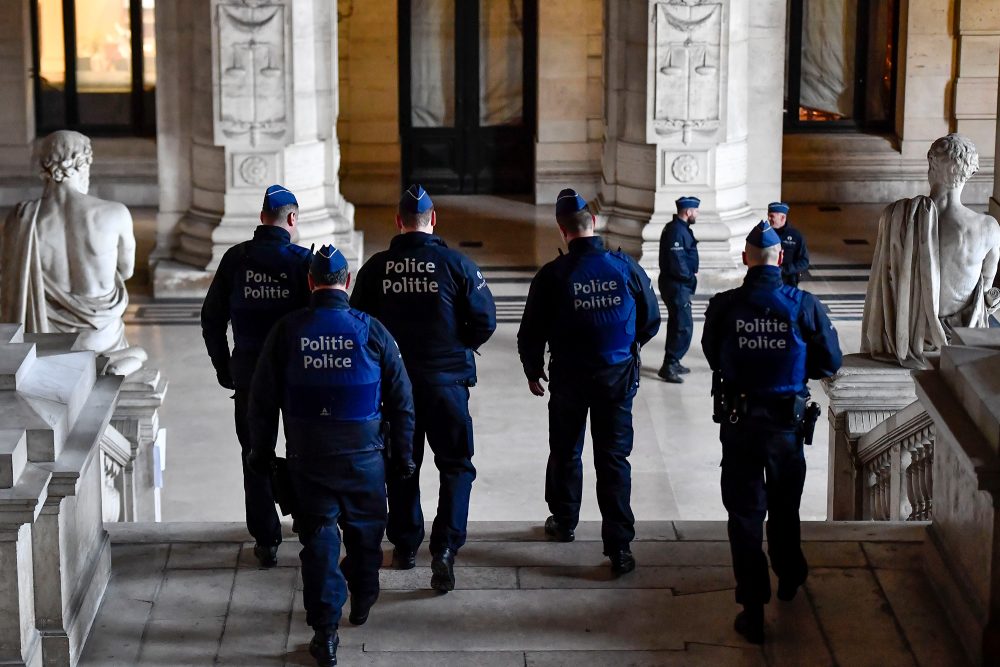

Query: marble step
[[0, 429, 27, 489], [0, 338, 36, 391]]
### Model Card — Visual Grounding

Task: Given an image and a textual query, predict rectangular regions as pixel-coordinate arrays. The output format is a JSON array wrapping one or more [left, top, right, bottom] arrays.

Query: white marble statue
[[0, 130, 147, 375], [862, 133, 1000, 368]]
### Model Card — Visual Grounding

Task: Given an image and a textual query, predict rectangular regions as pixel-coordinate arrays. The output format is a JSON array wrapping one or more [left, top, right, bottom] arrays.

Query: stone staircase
[[80, 520, 967, 667]]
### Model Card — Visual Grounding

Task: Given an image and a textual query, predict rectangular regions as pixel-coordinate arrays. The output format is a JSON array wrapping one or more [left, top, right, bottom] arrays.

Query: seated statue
[[0, 130, 147, 375], [862, 133, 1000, 368]]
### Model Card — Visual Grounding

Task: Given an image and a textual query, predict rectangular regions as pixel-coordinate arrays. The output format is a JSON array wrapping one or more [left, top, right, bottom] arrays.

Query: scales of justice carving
[[216, 1, 288, 147], [653, 0, 723, 145]]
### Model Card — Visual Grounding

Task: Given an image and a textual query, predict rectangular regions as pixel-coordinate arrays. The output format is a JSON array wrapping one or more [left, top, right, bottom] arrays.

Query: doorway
[[398, 0, 537, 195]]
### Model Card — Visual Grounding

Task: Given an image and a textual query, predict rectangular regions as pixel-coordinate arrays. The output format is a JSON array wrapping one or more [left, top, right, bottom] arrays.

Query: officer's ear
[[590, 214, 596, 230], [259, 210, 267, 226], [742, 251, 749, 267], [286, 209, 297, 229], [777, 249, 784, 267], [395, 214, 404, 231], [345, 272, 352, 290], [430, 210, 437, 228]]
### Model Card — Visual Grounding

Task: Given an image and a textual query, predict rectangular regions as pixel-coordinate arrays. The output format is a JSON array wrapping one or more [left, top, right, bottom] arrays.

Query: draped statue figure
[[0, 130, 147, 375], [862, 133, 1000, 368]]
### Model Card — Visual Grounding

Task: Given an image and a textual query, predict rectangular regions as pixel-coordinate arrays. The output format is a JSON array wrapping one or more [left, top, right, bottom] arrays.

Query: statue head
[[927, 133, 980, 190], [38, 130, 93, 194]]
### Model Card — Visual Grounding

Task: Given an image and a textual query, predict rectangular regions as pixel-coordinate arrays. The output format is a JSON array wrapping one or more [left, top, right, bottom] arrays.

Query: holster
[[800, 401, 822, 445], [270, 457, 298, 517]]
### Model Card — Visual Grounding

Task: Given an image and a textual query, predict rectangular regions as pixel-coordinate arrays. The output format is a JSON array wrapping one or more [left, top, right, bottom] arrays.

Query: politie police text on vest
[[573, 279, 622, 310], [244, 270, 291, 299], [736, 317, 789, 350], [382, 258, 439, 294], [300, 335, 355, 368]]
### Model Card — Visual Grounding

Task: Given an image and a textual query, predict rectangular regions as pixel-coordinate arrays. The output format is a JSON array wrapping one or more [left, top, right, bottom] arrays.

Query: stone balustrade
[[856, 401, 935, 521]]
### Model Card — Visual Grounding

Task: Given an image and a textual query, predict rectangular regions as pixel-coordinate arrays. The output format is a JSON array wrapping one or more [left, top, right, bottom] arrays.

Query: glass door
[[399, 0, 537, 194]]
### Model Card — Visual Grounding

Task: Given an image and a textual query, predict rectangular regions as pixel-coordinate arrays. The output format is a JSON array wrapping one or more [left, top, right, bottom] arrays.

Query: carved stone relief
[[215, 1, 289, 147], [234, 153, 273, 187], [652, 0, 724, 144]]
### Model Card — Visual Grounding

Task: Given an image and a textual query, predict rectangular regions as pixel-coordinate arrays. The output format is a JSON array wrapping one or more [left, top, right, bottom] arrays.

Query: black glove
[[394, 459, 417, 480], [216, 369, 236, 390], [246, 448, 274, 476]]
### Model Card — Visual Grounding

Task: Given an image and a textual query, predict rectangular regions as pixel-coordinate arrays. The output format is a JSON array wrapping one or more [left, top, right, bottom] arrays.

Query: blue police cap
[[555, 188, 589, 217], [768, 201, 790, 215], [676, 196, 701, 212], [262, 184, 297, 212], [746, 221, 781, 249], [310, 244, 348, 279], [400, 184, 433, 214]]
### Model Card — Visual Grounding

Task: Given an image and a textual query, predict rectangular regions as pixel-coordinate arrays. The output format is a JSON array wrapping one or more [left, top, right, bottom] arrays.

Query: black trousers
[[386, 383, 476, 556], [546, 361, 638, 554], [720, 424, 808, 607], [233, 388, 282, 546], [661, 282, 694, 367]]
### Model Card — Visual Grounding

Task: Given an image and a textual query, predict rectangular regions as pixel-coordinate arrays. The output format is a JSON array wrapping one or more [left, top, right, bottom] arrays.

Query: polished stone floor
[[79, 521, 966, 667], [123, 198, 878, 524]]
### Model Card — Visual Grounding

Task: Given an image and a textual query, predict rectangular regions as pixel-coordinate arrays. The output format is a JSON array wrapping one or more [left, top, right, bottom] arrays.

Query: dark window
[[784, 0, 899, 132], [31, 0, 156, 136]]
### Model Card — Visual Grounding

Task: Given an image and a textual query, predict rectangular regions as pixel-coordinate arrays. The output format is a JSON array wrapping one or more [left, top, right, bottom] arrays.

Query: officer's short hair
[[745, 243, 781, 265], [398, 206, 433, 229], [312, 267, 350, 287], [264, 203, 299, 223], [556, 209, 593, 233]]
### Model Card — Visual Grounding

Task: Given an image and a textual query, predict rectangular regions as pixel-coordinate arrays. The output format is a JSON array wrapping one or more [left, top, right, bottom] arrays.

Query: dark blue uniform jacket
[[701, 265, 842, 395], [777, 224, 810, 278], [658, 216, 699, 291], [350, 232, 496, 385], [201, 225, 312, 388], [517, 236, 661, 380], [248, 289, 415, 463]]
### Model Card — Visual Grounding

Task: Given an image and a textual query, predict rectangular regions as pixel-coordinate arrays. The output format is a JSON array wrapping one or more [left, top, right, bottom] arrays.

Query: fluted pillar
[[596, 0, 782, 290], [152, 0, 360, 297]]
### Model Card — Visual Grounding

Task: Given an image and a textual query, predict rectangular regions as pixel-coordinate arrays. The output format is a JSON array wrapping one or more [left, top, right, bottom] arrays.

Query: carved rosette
[[214, 0, 289, 148], [650, 0, 724, 145], [670, 154, 699, 183]]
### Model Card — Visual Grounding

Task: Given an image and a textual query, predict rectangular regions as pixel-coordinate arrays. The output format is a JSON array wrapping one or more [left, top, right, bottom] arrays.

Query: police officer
[[350, 184, 496, 591], [701, 221, 842, 644], [767, 202, 810, 287], [247, 246, 416, 667], [201, 184, 312, 567], [518, 188, 660, 575], [657, 196, 700, 383]]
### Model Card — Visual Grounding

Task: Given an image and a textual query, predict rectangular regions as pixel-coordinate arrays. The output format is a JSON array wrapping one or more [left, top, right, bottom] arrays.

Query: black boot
[[734, 607, 765, 645], [430, 548, 456, 593], [543, 515, 575, 542], [657, 364, 684, 383], [777, 578, 802, 601], [348, 591, 379, 626], [674, 363, 691, 374], [608, 549, 636, 575], [253, 543, 278, 568], [390, 547, 417, 570], [308, 627, 339, 666]]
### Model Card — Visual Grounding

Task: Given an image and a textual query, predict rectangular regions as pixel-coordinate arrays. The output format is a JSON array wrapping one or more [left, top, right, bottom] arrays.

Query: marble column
[[596, 0, 781, 290], [152, 0, 360, 298], [993, 49, 1000, 222]]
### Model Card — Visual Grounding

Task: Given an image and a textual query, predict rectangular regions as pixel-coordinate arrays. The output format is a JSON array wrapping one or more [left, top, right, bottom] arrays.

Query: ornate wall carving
[[651, 0, 724, 145], [214, 1, 289, 147]]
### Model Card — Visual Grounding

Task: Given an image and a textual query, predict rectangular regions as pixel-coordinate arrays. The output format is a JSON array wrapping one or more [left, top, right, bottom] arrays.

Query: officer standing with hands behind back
[[766, 202, 810, 287], [701, 221, 841, 645], [247, 245, 416, 667], [200, 184, 312, 568], [350, 184, 496, 592], [657, 196, 700, 383], [518, 189, 660, 575]]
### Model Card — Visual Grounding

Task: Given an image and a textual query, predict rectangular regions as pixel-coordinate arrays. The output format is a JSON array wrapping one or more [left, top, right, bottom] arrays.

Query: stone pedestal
[[821, 353, 918, 520], [915, 330, 1000, 665], [152, 0, 361, 298], [0, 324, 121, 667], [596, 0, 783, 290]]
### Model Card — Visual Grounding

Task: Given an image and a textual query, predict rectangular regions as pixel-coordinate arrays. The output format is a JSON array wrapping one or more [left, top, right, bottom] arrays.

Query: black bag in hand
[[271, 457, 299, 517]]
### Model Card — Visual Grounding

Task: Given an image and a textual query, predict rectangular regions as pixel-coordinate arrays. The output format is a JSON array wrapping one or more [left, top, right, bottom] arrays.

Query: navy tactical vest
[[282, 308, 382, 427], [552, 251, 636, 365], [230, 243, 310, 352], [718, 286, 808, 395]]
